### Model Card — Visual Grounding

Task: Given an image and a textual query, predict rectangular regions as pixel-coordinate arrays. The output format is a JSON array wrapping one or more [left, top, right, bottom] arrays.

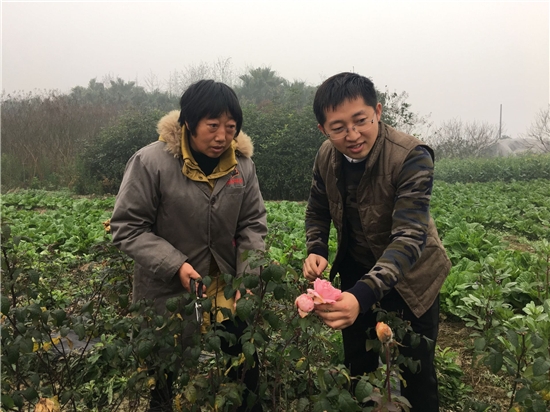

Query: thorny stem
[[385, 343, 392, 404], [509, 333, 527, 410], [307, 336, 313, 412]]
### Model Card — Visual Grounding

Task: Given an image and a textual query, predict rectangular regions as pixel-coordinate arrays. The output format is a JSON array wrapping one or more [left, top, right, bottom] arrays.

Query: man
[[303, 72, 450, 411]]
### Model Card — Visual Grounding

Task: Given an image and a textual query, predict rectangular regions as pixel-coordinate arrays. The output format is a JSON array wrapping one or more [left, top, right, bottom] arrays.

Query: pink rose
[[295, 294, 314, 318], [311, 278, 342, 303]]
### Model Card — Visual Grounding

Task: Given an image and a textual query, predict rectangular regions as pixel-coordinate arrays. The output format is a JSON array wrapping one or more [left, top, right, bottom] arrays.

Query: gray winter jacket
[[110, 111, 267, 314]]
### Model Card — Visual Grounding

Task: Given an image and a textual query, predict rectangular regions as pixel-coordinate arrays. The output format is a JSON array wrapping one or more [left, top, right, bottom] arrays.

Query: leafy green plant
[[2, 182, 550, 410], [473, 300, 550, 412], [435, 346, 472, 408], [434, 154, 550, 183]]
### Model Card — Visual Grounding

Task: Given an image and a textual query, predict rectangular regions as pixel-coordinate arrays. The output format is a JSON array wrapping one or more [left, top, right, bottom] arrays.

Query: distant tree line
[[2, 62, 548, 199]]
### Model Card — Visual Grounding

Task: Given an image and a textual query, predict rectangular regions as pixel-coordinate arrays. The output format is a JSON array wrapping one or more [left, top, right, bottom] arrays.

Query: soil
[[438, 317, 511, 411]]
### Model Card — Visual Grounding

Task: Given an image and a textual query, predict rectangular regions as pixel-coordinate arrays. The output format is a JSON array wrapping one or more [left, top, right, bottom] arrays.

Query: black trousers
[[339, 259, 440, 412]]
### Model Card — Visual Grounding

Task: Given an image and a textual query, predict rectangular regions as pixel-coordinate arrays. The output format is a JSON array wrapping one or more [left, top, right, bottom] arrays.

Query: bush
[[243, 103, 324, 201], [75, 108, 164, 194], [1, 221, 407, 411], [434, 153, 550, 183]]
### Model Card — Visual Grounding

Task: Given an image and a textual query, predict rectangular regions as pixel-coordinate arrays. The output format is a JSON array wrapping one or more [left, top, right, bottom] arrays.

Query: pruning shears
[[189, 278, 204, 325]]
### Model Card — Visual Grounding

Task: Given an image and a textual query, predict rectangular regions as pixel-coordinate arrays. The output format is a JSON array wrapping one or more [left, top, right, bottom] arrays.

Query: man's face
[[318, 97, 382, 159]]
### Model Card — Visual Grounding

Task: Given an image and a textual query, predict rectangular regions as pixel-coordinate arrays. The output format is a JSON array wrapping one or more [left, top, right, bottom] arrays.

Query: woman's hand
[[303, 253, 328, 281], [315, 292, 360, 330], [178, 262, 205, 294], [233, 288, 253, 311]]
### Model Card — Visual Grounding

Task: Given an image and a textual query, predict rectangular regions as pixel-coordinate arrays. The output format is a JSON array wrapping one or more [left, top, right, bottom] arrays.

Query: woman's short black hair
[[313, 72, 378, 126], [178, 79, 243, 136]]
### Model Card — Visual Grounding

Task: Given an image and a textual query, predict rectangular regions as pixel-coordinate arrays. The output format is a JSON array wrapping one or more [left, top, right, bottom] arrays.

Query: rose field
[[1, 178, 550, 411]]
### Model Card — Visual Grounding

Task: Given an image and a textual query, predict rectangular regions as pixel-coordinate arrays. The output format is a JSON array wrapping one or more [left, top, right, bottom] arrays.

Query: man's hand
[[303, 253, 328, 281], [178, 262, 205, 294], [315, 292, 360, 330]]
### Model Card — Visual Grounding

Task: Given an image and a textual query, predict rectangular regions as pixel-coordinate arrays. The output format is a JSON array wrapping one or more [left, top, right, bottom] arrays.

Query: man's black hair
[[313, 72, 378, 126], [178, 79, 243, 136]]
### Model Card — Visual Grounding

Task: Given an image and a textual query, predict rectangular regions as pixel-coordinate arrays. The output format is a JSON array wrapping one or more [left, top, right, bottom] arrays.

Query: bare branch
[[522, 105, 550, 153]]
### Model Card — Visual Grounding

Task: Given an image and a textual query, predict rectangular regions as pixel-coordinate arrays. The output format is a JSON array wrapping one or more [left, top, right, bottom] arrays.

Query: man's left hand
[[315, 292, 360, 330]]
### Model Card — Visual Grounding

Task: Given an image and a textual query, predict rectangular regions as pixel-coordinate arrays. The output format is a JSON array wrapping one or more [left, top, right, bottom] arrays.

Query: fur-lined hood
[[156, 110, 254, 158]]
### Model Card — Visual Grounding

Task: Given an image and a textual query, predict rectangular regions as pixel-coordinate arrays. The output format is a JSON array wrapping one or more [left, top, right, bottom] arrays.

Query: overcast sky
[[2, 1, 549, 138]]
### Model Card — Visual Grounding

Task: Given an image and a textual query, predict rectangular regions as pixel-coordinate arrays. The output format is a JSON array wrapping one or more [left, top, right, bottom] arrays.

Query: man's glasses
[[325, 112, 377, 140]]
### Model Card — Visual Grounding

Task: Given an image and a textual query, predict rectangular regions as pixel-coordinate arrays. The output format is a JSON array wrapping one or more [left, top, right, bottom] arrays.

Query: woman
[[110, 80, 267, 411]]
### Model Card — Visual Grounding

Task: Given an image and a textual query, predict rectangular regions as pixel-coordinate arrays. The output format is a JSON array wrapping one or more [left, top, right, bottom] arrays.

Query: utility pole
[[499, 104, 502, 139]]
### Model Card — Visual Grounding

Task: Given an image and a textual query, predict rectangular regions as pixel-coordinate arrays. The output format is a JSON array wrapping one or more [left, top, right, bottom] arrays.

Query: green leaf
[[242, 341, 256, 364], [243, 275, 259, 289], [533, 357, 550, 376], [263, 310, 279, 329], [29, 270, 40, 285], [226, 385, 242, 405], [1, 394, 15, 409], [273, 284, 286, 300], [506, 329, 519, 348], [201, 298, 212, 313], [296, 397, 309, 412], [288, 347, 302, 361], [6, 345, 19, 364], [27, 303, 42, 319], [21, 387, 38, 402], [531, 333, 544, 349], [81, 300, 94, 315], [253, 331, 266, 346], [313, 397, 331, 412], [193, 374, 209, 389], [60, 390, 73, 404], [515, 387, 529, 403], [317, 368, 327, 392], [11, 392, 24, 408], [326, 387, 339, 398], [19, 338, 34, 354], [532, 398, 549, 412], [52, 309, 67, 326], [0, 294, 9, 315], [485, 351, 503, 374], [29, 372, 40, 388], [138, 340, 153, 359], [355, 378, 373, 402], [165, 297, 179, 313], [236, 297, 254, 321], [261, 264, 285, 282], [74, 323, 86, 340], [214, 394, 226, 410], [338, 390, 359, 411], [474, 337, 486, 351], [116, 293, 128, 308], [184, 384, 197, 404], [224, 283, 236, 300], [207, 336, 221, 352], [1, 224, 12, 241], [157, 312, 170, 330]]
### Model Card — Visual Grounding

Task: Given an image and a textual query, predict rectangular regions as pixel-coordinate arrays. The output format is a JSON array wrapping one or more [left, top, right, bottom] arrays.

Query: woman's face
[[188, 113, 237, 158]]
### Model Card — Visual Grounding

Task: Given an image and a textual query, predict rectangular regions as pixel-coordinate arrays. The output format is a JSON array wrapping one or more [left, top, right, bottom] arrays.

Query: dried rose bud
[[375, 322, 393, 344]]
